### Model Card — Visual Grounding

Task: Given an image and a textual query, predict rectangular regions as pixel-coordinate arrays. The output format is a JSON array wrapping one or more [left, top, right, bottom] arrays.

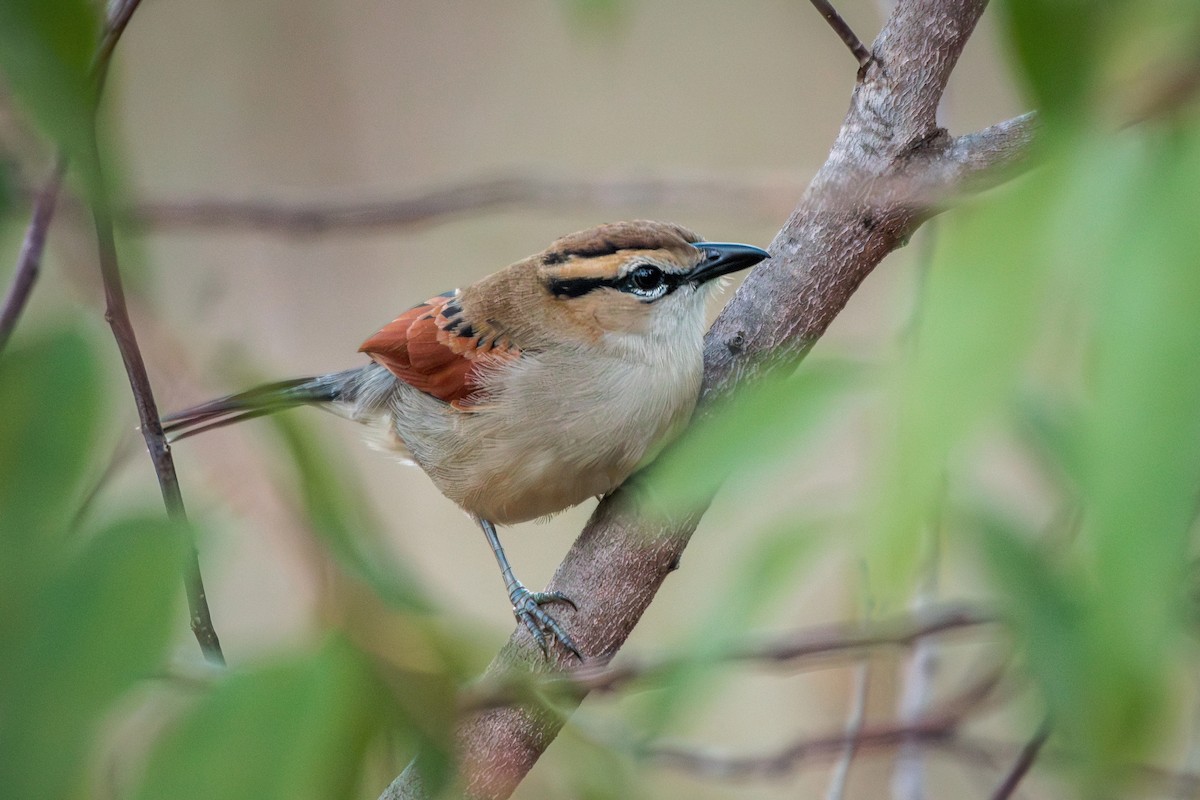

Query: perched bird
[[164, 221, 769, 657]]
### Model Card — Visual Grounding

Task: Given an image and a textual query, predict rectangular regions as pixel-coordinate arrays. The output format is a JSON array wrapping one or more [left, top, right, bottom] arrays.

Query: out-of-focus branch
[[383, 0, 1037, 797], [892, 527, 942, 800], [0, 0, 150, 357], [458, 603, 996, 713], [808, 0, 872, 67], [568, 603, 993, 696], [642, 666, 1010, 783], [0, 157, 65, 352], [825, 660, 871, 800], [119, 173, 800, 234], [989, 719, 1050, 800]]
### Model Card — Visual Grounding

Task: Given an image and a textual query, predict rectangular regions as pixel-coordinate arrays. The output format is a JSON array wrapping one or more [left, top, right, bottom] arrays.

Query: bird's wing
[[359, 291, 521, 410]]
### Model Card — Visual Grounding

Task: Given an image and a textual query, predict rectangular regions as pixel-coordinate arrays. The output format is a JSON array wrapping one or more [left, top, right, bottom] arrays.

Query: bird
[[163, 220, 769, 658]]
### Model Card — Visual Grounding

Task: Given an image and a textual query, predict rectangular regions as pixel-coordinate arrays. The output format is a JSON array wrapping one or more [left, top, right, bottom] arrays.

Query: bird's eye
[[626, 265, 664, 293]]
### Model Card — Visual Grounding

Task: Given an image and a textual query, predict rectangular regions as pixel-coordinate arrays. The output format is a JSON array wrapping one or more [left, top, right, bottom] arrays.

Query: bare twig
[[458, 603, 997, 714], [989, 719, 1050, 800], [383, 1, 1036, 797], [0, 0, 146, 357], [90, 159, 224, 663], [0, 157, 65, 353], [892, 522, 942, 800], [825, 660, 871, 800], [643, 666, 1011, 783], [122, 173, 799, 234], [808, 0, 873, 67], [646, 720, 968, 781], [83, 0, 225, 663], [568, 603, 995, 697]]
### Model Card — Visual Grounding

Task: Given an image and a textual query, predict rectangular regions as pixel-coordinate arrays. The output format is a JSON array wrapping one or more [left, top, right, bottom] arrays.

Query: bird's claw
[[509, 586, 582, 660]]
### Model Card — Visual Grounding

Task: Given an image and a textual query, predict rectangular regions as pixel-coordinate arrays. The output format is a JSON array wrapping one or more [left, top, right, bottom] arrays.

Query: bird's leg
[[479, 518, 581, 659]]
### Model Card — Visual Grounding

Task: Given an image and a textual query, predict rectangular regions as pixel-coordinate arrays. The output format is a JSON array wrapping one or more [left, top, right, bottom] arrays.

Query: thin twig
[[825, 660, 871, 800], [989, 719, 1050, 800], [0, 0, 145, 358], [570, 604, 996, 696], [89, 160, 224, 663], [456, 604, 997, 715], [808, 0, 873, 67], [0, 157, 65, 353], [121, 173, 799, 234], [80, 0, 225, 663], [644, 666, 1010, 783], [892, 516, 942, 800]]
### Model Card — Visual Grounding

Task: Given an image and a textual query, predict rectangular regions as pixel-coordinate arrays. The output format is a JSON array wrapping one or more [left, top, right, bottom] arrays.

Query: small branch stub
[[809, 0, 872, 67]]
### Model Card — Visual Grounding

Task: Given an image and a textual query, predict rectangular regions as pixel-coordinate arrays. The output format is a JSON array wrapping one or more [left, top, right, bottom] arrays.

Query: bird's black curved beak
[[689, 242, 770, 284]]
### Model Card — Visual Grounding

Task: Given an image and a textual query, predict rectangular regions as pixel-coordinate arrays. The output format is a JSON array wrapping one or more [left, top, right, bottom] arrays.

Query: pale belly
[[378, 347, 702, 525]]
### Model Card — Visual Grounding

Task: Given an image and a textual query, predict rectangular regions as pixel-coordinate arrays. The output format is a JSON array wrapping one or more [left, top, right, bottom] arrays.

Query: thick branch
[[384, 0, 1036, 798]]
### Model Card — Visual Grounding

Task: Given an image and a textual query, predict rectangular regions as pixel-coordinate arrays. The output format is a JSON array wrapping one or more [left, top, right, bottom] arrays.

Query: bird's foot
[[509, 585, 582, 660]]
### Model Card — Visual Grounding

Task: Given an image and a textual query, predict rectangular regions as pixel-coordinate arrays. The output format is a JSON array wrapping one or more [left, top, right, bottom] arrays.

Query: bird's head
[[513, 220, 769, 349]]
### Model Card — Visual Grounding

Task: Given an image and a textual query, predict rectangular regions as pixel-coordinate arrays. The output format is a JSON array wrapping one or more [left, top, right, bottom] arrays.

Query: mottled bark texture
[[384, 0, 1036, 797]]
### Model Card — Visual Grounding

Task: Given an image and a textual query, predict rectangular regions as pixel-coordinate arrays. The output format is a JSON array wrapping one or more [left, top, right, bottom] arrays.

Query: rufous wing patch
[[359, 292, 520, 409]]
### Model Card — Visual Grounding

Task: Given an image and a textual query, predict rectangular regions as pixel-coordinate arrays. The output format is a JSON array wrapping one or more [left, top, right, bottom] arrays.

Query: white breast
[[383, 296, 708, 525]]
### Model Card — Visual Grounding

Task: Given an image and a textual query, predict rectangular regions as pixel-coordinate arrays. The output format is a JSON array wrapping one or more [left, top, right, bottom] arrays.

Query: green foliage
[[0, 331, 185, 798], [137, 639, 390, 800], [643, 359, 859, 519], [871, 1, 1200, 788], [6, 2, 1200, 798], [270, 413, 432, 611], [0, 0, 100, 186]]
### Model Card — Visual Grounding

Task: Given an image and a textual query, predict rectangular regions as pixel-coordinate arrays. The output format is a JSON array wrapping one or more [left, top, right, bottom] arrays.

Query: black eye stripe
[[546, 266, 684, 301]]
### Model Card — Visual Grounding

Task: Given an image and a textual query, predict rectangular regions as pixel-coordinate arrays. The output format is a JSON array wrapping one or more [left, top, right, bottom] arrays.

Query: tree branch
[[86, 0, 227, 663], [808, 0, 872, 67], [383, 0, 1036, 797], [0, 157, 65, 353], [118, 173, 799, 234], [458, 603, 996, 713], [0, 0, 149, 357], [989, 719, 1050, 800]]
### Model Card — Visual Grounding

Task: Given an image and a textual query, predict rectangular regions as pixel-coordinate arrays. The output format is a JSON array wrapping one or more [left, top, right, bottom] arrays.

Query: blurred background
[[6, 0, 1198, 798]]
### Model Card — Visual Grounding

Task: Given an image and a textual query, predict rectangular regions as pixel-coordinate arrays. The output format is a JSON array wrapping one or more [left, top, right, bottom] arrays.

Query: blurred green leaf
[[0, 158, 15, 217], [977, 510, 1161, 788], [270, 413, 430, 611], [1074, 128, 1200, 695], [557, 0, 630, 33], [0, 0, 99, 168], [0, 328, 105, 628], [967, 127, 1200, 787], [1014, 391, 1084, 491], [632, 519, 821, 735], [641, 359, 859, 519], [870, 175, 1055, 602], [999, 0, 1114, 124], [0, 517, 185, 800], [137, 638, 391, 800]]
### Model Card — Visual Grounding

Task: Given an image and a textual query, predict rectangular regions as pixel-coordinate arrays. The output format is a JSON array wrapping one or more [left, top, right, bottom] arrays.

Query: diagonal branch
[[0, 156, 65, 353], [989, 719, 1051, 800], [382, 0, 1036, 798], [808, 0, 872, 67]]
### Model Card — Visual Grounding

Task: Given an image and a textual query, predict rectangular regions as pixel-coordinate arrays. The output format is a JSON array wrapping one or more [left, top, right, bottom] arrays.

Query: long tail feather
[[163, 371, 358, 442]]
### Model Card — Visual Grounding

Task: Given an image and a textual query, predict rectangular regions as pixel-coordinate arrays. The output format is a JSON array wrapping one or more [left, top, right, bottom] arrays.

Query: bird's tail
[[162, 368, 365, 441]]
